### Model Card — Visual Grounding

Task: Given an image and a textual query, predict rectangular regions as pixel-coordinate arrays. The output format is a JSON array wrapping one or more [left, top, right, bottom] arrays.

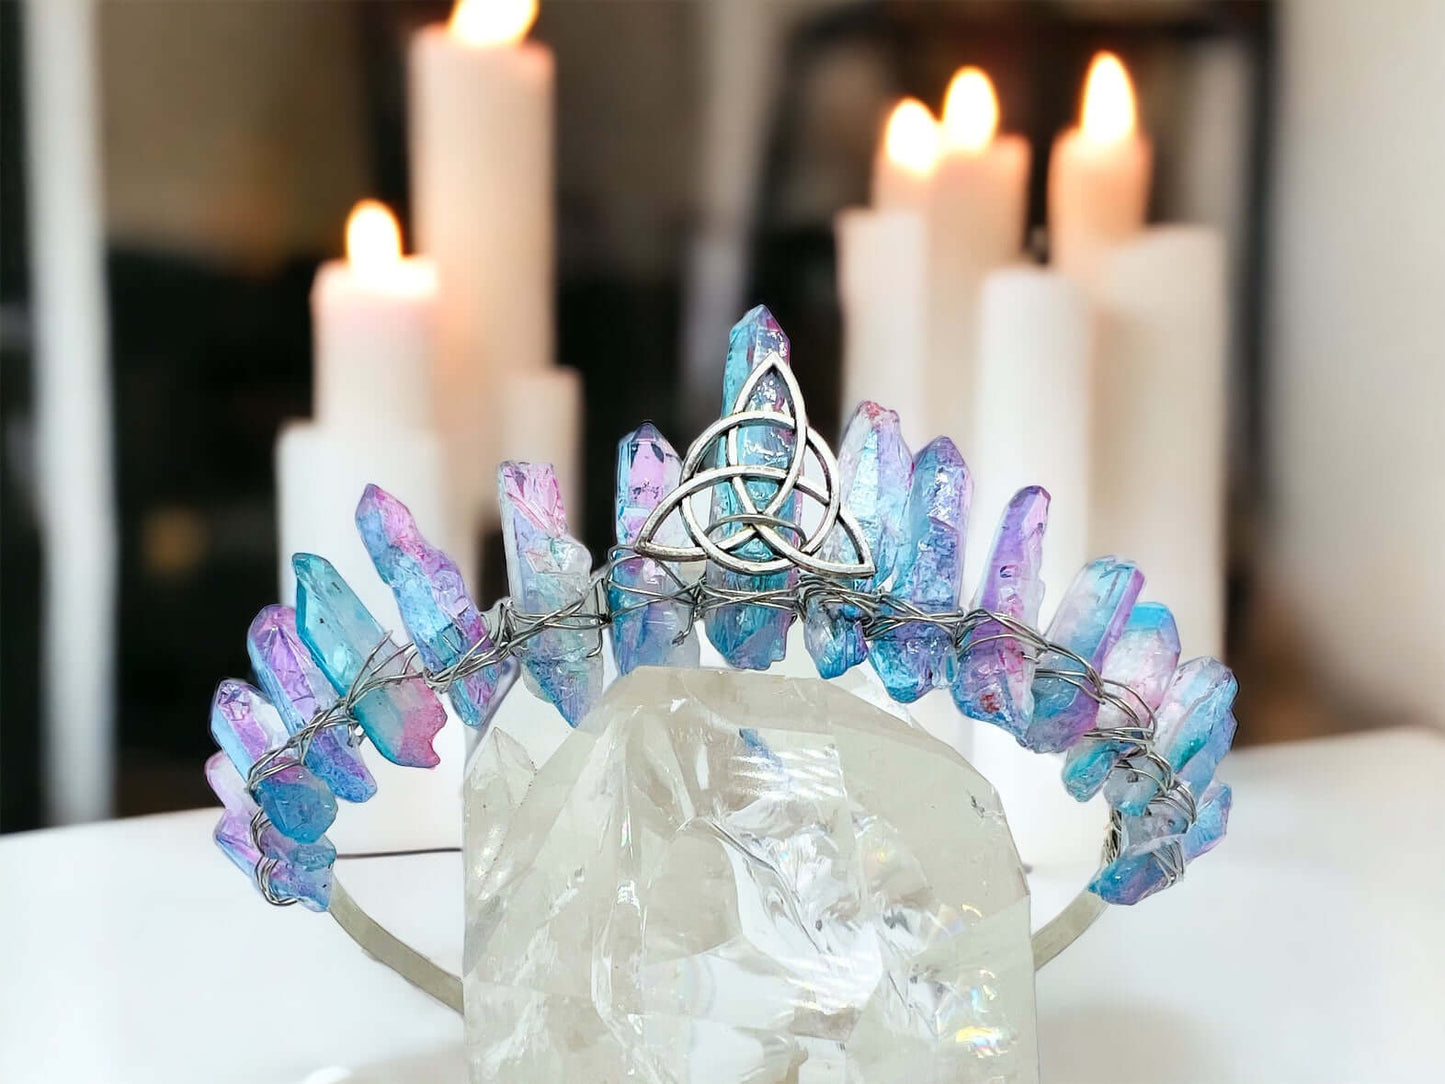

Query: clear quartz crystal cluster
[[465, 668, 1037, 1083]]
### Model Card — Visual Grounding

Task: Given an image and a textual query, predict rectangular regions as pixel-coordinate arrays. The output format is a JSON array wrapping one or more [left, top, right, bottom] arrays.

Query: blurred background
[[2, 0, 1441, 833]]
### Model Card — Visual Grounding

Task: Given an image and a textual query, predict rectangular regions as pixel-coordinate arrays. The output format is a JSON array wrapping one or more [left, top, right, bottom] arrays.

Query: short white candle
[[1048, 52, 1152, 293], [871, 97, 939, 213]]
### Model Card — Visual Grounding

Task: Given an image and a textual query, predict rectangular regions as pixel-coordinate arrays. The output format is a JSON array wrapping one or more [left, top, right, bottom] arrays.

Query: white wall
[[1271, 1, 1445, 726]]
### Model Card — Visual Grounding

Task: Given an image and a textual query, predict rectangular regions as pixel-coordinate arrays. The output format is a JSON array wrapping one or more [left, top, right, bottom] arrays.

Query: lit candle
[[927, 67, 1030, 457], [1048, 52, 1152, 292], [409, 0, 554, 531], [871, 97, 940, 212]]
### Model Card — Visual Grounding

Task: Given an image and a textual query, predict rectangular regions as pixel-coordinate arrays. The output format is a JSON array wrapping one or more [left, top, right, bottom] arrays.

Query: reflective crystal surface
[[1024, 557, 1144, 753], [1090, 783, 1231, 905], [952, 486, 1049, 736], [803, 402, 912, 679], [870, 437, 972, 702], [356, 484, 514, 729], [704, 306, 798, 670], [209, 678, 336, 843], [1061, 602, 1181, 801], [609, 424, 699, 675], [499, 461, 603, 726], [293, 553, 448, 768], [204, 751, 336, 871], [248, 604, 376, 803], [464, 668, 1037, 1083], [214, 809, 333, 912]]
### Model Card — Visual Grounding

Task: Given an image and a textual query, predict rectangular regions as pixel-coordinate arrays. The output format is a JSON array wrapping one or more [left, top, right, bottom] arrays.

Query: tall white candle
[[871, 97, 939, 213], [1048, 52, 1152, 293], [1093, 226, 1227, 658], [834, 207, 928, 448], [928, 67, 1031, 457], [497, 366, 585, 530], [409, 0, 554, 530]]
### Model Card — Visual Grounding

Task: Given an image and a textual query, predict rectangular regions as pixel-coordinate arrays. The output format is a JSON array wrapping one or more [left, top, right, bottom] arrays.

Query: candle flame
[[883, 98, 940, 178], [449, 0, 538, 47], [1080, 52, 1136, 144], [345, 200, 403, 272], [941, 67, 999, 153]]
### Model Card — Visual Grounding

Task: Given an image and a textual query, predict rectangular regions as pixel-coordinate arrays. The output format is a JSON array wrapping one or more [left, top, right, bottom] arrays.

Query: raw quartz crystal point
[[1090, 782, 1232, 905], [609, 424, 699, 674], [464, 668, 1038, 1082], [355, 484, 513, 729], [498, 461, 603, 726], [293, 552, 448, 768], [247, 604, 376, 803], [1061, 602, 1181, 801], [205, 751, 336, 872], [803, 401, 912, 679], [209, 679, 337, 843], [1024, 556, 1145, 753], [952, 486, 1049, 735], [214, 809, 333, 912], [704, 306, 798, 670], [868, 437, 972, 702]]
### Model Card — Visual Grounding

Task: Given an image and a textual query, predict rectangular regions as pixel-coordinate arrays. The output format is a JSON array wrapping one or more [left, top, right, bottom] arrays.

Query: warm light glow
[[941, 67, 999, 153], [1080, 52, 1136, 144], [449, 0, 538, 47], [345, 200, 403, 272], [883, 98, 940, 177]]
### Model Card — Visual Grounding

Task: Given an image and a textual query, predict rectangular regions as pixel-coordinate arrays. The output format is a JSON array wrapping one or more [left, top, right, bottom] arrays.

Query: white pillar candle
[[312, 201, 437, 433], [1048, 52, 1152, 294], [928, 67, 1031, 457], [409, 0, 554, 530], [834, 207, 928, 448], [1093, 226, 1227, 658], [871, 97, 939, 213], [497, 367, 585, 530]]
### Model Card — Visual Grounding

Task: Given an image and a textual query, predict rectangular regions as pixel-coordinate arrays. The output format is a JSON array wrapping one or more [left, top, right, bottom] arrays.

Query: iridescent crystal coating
[[952, 486, 1049, 735], [1061, 602, 1181, 800], [608, 424, 699, 675], [1105, 657, 1238, 815], [1089, 783, 1231, 905], [209, 678, 337, 843], [356, 484, 513, 729], [204, 751, 336, 870], [703, 306, 798, 670], [498, 461, 603, 726], [1024, 557, 1144, 753], [293, 553, 448, 768], [869, 437, 972, 702], [1176, 710, 1238, 798], [803, 401, 912, 679], [464, 668, 1037, 1082], [214, 809, 332, 912], [247, 604, 376, 803]]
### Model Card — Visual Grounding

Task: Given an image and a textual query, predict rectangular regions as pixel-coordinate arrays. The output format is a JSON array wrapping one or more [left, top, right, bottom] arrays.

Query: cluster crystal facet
[[1024, 557, 1144, 752], [703, 306, 799, 670], [499, 461, 603, 726], [1090, 783, 1232, 905], [464, 668, 1037, 1083], [293, 553, 448, 768], [209, 679, 337, 843], [803, 402, 912, 679], [609, 424, 700, 675], [952, 486, 1049, 735], [356, 484, 514, 729], [869, 437, 972, 702], [247, 604, 376, 803]]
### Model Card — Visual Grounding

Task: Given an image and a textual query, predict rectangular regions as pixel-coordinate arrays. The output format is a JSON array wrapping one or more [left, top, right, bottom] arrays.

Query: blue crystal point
[[1089, 783, 1232, 905], [609, 423, 699, 675], [205, 751, 336, 871], [293, 552, 448, 768], [498, 461, 603, 726], [869, 437, 972, 702], [214, 810, 333, 911]]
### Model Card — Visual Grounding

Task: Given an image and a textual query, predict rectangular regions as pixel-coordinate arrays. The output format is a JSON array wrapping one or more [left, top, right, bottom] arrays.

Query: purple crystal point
[[869, 437, 972, 702], [214, 810, 332, 912], [248, 605, 376, 803], [293, 553, 448, 768], [1023, 557, 1145, 753], [952, 486, 1049, 734], [803, 401, 912, 679], [209, 679, 337, 843], [609, 424, 699, 675], [1089, 783, 1232, 905], [704, 305, 798, 670], [356, 484, 514, 729], [499, 461, 603, 726], [205, 751, 336, 871], [1061, 602, 1181, 800]]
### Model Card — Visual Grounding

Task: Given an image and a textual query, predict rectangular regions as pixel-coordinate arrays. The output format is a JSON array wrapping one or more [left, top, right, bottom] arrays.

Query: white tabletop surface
[[3, 726, 1442, 1083]]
